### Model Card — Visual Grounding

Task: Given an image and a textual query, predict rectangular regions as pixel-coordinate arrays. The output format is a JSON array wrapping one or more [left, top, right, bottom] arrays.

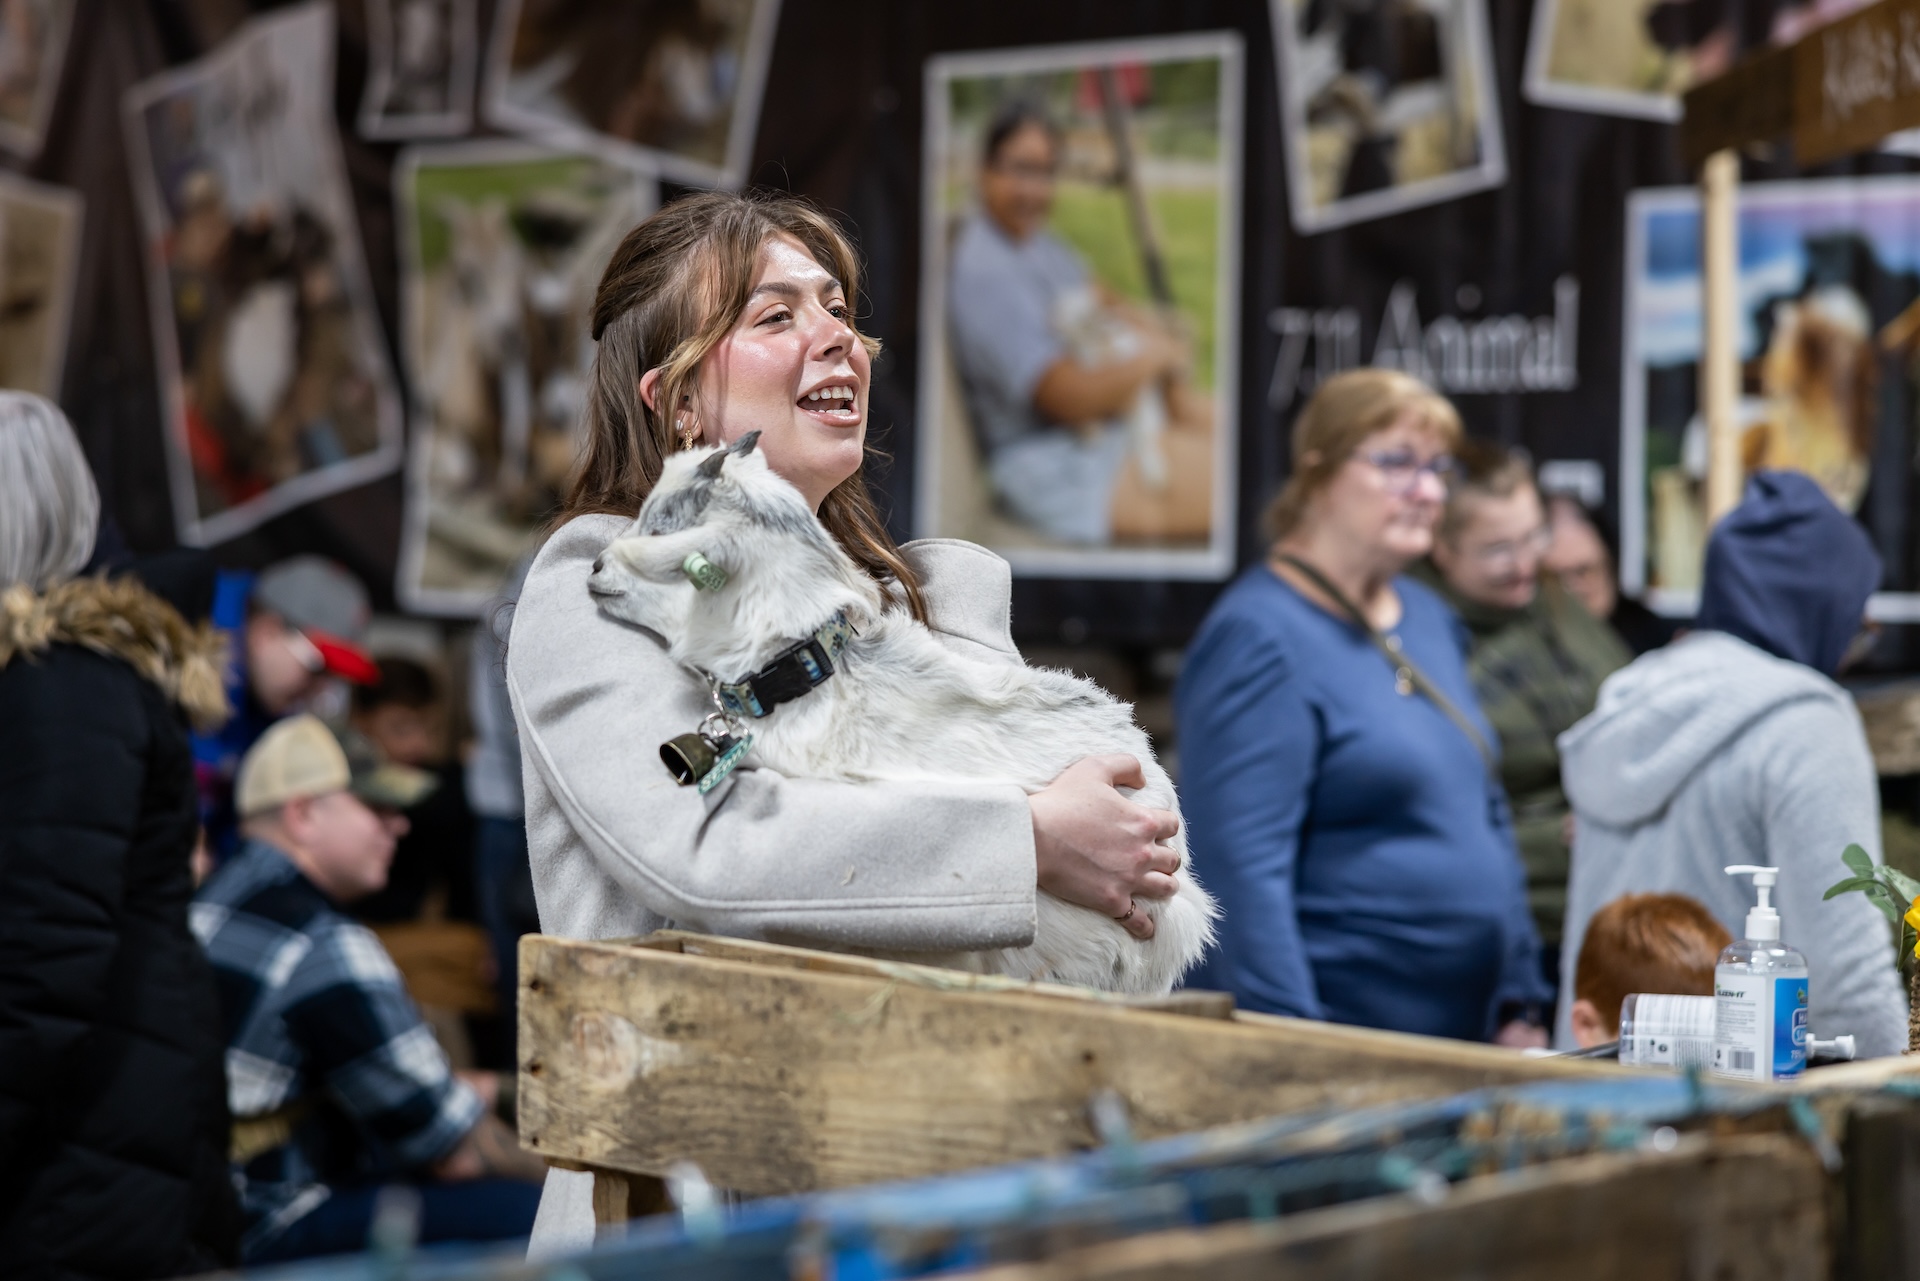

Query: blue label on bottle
[[1774, 976, 1808, 1078]]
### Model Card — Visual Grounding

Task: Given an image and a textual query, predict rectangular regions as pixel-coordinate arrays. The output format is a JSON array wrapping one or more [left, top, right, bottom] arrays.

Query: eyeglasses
[[1353, 448, 1456, 494], [1462, 526, 1553, 571]]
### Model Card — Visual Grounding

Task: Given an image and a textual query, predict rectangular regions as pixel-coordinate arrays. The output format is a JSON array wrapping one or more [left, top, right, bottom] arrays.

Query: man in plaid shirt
[[194, 715, 540, 1262]]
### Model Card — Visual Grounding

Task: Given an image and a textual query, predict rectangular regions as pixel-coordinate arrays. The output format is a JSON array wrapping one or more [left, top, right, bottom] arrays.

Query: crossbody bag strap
[[1276, 553, 1495, 773]]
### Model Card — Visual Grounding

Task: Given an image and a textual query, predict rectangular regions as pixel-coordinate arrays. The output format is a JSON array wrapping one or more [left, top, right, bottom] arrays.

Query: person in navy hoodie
[[1176, 370, 1549, 1044]]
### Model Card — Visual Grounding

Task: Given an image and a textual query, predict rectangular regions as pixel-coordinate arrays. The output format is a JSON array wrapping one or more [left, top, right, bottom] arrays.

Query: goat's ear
[[697, 431, 758, 477], [596, 532, 690, 583]]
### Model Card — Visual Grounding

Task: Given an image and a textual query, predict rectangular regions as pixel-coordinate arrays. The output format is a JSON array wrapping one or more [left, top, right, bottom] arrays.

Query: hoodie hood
[[0, 575, 231, 731], [1558, 631, 1846, 828], [1694, 470, 1879, 676]]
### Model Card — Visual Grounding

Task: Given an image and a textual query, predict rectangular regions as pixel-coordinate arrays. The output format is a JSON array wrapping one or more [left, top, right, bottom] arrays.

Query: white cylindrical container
[[1618, 993, 1716, 1069]]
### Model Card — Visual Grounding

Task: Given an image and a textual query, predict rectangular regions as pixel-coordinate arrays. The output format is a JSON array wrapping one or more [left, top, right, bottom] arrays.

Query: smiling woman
[[641, 235, 871, 510], [551, 191, 919, 614], [508, 191, 1188, 1257]]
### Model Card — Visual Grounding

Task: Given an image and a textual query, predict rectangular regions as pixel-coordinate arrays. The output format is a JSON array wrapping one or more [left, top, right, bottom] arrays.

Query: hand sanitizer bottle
[[1711, 865, 1810, 1082]]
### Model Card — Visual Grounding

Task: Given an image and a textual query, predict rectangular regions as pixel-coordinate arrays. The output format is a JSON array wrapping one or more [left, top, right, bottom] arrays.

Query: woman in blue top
[[1176, 369, 1549, 1044]]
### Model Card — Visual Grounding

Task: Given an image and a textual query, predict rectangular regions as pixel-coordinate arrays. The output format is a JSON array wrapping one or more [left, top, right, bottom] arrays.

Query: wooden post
[[1908, 965, 1919, 1053], [1702, 148, 1742, 522]]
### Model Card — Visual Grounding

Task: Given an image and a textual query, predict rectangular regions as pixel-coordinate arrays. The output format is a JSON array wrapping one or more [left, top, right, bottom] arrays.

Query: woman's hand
[[1030, 754, 1182, 941]]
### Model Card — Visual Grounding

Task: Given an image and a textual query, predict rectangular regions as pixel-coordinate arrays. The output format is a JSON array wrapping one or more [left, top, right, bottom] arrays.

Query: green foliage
[[1048, 185, 1219, 391], [407, 156, 613, 271], [1842, 844, 1875, 879], [1149, 59, 1222, 109], [1825, 843, 1919, 969]]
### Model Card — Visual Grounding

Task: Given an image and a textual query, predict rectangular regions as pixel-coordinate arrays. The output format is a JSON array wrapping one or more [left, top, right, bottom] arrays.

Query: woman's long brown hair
[[557, 189, 927, 622]]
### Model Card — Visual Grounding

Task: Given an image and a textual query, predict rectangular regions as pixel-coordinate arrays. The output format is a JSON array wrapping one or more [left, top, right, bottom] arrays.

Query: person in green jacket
[[1419, 442, 1631, 985]]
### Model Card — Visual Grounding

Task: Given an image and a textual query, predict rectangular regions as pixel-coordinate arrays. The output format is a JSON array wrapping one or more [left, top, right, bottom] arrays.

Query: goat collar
[[710, 611, 855, 719]]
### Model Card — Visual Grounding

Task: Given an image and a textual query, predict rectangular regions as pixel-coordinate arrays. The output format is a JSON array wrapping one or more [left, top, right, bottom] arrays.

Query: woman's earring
[[676, 416, 699, 451]]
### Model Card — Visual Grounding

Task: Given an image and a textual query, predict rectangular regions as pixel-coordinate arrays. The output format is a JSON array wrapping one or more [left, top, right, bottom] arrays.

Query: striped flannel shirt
[[191, 840, 481, 1254]]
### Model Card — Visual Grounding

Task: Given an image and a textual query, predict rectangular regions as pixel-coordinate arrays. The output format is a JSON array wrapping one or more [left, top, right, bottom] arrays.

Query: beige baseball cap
[[237, 714, 435, 817]]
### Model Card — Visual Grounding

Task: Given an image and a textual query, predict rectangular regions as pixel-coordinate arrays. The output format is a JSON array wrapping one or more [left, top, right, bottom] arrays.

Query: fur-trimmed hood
[[0, 576, 230, 731]]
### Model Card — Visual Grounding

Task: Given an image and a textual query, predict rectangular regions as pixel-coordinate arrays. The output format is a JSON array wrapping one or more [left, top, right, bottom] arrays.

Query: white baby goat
[[587, 431, 1216, 994]]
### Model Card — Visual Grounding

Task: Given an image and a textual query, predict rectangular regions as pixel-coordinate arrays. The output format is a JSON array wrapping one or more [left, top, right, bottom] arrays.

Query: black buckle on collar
[[714, 613, 853, 719]]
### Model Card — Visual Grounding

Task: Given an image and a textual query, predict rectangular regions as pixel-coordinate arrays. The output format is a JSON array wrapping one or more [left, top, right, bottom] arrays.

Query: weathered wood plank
[[517, 933, 1628, 1196], [657, 930, 1236, 1018], [954, 1135, 1827, 1281], [1838, 1095, 1920, 1281]]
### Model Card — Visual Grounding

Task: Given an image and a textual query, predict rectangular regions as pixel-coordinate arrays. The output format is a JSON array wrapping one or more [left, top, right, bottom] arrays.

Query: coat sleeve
[[0, 658, 144, 1175], [508, 522, 1038, 953], [1174, 612, 1326, 1019], [1759, 696, 1908, 1059]]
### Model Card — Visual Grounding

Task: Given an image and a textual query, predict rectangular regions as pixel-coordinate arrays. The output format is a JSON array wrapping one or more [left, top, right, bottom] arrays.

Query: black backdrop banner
[[30, 0, 1920, 647]]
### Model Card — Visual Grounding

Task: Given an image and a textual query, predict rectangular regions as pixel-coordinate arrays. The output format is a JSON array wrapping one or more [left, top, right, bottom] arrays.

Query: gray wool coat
[[507, 514, 1040, 1255]]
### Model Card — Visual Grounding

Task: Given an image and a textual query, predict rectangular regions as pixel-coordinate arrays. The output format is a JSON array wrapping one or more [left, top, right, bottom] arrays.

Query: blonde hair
[[558, 190, 925, 622], [1263, 368, 1462, 543], [0, 391, 98, 590]]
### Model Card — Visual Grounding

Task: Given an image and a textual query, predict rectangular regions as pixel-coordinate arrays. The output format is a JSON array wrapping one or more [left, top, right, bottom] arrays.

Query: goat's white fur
[[587, 435, 1216, 994]]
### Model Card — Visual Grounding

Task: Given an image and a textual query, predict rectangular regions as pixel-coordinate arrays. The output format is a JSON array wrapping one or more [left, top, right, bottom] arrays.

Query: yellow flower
[[1906, 902, 1920, 958]]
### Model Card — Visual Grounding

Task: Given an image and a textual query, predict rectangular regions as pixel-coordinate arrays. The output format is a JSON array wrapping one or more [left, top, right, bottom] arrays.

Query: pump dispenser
[[1731, 865, 1783, 940], [1711, 865, 1810, 1082]]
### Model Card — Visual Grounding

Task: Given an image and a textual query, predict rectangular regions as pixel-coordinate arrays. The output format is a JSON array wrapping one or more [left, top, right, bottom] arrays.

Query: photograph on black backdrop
[[1621, 176, 1920, 619], [395, 140, 654, 614], [917, 33, 1243, 582], [124, 1, 404, 547], [1525, 0, 1893, 125], [1270, 0, 1505, 234], [483, 0, 781, 188], [0, 0, 74, 158], [0, 171, 80, 398], [358, 0, 478, 140]]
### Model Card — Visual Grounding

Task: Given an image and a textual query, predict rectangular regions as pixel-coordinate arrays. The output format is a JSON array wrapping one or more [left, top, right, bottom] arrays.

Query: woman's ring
[[1116, 901, 1137, 923]]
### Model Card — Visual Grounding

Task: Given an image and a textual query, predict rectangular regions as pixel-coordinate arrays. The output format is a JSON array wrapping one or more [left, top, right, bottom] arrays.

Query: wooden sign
[[1794, 0, 1920, 165], [1680, 43, 1794, 169], [1682, 0, 1920, 168]]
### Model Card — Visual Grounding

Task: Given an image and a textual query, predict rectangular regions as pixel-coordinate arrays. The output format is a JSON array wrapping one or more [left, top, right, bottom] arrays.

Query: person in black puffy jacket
[[0, 392, 239, 1278]]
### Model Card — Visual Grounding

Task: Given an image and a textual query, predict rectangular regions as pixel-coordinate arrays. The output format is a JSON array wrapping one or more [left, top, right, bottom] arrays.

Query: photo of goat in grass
[[587, 431, 1216, 994]]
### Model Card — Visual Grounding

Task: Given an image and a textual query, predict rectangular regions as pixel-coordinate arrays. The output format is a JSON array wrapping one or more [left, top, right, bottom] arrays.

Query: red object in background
[[183, 402, 267, 507], [183, 401, 226, 480], [1075, 62, 1150, 113], [305, 630, 380, 685]]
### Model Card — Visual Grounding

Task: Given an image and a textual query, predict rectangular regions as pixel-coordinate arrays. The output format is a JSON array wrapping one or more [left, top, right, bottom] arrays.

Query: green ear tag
[[682, 551, 728, 591]]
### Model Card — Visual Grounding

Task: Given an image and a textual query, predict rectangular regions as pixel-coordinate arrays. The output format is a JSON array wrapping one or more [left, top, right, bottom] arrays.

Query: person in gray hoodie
[[1556, 471, 1905, 1057]]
